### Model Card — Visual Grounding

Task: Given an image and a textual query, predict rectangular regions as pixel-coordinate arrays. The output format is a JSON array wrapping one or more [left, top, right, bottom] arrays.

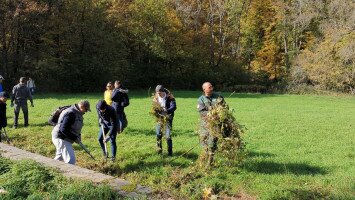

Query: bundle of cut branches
[[204, 98, 245, 161], [149, 95, 170, 132]]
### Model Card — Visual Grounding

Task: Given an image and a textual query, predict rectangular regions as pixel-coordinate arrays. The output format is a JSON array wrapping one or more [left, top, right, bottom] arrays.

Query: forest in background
[[0, 0, 354, 93]]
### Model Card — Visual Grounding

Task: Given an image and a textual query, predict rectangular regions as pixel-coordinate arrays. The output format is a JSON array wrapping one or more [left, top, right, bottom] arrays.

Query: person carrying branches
[[197, 82, 225, 167], [151, 85, 177, 156]]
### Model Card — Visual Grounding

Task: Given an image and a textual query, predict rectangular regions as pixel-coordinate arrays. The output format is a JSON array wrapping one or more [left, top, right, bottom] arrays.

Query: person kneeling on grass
[[153, 85, 177, 156], [51, 100, 91, 165], [96, 100, 118, 161], [0, 92, 10, 142]]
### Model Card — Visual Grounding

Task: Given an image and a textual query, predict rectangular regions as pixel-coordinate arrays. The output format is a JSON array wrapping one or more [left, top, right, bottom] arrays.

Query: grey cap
[[0, 91, 9, 98], [79, 100, 91, 112], [155, 85, 164, 92]]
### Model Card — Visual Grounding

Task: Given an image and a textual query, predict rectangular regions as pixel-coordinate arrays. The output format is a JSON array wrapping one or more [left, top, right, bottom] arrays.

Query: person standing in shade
[[104, 82, 114, 106], [96, 100, 118, 161], [197, 82, 225, 166], [51, 100, 91, 165], [27, 77, 36, 95], [0, 92, 10, 142], [153, 85, 176, 156], [11, 77, 34, 128]]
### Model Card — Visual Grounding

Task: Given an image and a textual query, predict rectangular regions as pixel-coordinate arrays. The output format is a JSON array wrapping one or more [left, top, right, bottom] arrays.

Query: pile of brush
[[204, 98, 246, 163]]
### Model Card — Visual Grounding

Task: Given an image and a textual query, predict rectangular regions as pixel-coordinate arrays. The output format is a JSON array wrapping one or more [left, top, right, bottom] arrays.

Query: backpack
[[48, 105, 71, 126], [122, 93, 130, 107]]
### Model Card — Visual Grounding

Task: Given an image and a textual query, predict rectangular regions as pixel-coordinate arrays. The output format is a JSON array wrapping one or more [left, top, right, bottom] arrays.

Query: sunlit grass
[[5, 91, 355, 199]]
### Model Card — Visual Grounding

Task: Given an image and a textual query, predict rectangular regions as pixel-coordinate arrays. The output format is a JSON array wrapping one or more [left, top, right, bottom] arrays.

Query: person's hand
[[75, 138, 81, 144], [31, 103, 34, 107], [10, 103, 14, 107], [104, 136, 111, 143]]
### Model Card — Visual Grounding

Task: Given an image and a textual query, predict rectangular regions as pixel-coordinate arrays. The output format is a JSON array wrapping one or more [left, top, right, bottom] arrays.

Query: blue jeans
[[98, 127, 117, 158], [156, 119, 173, 155], [156, 119, 172, 139], [117, 112, 128, 133]]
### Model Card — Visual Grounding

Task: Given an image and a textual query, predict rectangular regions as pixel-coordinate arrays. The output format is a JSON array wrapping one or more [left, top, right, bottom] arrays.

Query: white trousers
[[52, 136, 76, 165]]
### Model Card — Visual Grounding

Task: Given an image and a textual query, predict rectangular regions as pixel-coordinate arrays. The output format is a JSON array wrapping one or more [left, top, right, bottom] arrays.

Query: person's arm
[[197, 98, 208, 117], [58, 112, 77, 141], [166, 98, 176, 114]]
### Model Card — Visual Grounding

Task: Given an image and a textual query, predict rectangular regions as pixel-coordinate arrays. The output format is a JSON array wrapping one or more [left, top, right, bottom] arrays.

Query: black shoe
[[110, 157, 115, 162]]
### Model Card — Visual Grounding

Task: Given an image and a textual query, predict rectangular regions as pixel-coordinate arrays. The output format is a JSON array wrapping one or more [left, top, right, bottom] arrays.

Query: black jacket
[[0, 102, 7, 128], [96, 104, 118, 136], [111, 88, 129, 114]]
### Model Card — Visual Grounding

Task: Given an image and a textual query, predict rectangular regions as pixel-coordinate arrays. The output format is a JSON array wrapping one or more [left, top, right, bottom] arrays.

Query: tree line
[[0, 0, 354, 93]]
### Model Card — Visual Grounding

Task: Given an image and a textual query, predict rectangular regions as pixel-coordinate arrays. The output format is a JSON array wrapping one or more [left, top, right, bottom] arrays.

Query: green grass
[[0, 157, 123, 199], [4, 91, 355, 199]]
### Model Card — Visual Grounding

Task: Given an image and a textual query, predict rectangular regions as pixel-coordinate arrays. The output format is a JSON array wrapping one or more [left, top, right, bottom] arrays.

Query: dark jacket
[[96, 104, 118, 136], [197, 92, 224, 118], [0, 102, 7, 128], [11, 83, 33, 104], [52, 104, 83, 143], [111, 88, 129, 114], [165, 96, 176, 117], [155, 93, 177, 118]]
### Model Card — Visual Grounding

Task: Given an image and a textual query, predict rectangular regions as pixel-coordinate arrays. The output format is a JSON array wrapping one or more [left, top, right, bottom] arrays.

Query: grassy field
[[0, 157, 123, 199], [4, 91, 355, 199]]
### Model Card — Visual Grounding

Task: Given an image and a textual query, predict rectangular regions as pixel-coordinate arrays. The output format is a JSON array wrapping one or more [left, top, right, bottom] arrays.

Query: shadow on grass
[[121, 151, 199, 173], [125, 128, 196, 138], [31, 122, 51, 128], [243, 160, 327, 175], [247, 151, 275, 158]]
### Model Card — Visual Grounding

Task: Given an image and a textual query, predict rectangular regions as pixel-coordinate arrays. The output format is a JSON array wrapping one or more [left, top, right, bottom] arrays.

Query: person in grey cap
[[0, 75, 5, 93], [0, 92, 10, 142], [51, 100, 91, 165], [11, 77, 34, 128], [153, 85, 177, 156]]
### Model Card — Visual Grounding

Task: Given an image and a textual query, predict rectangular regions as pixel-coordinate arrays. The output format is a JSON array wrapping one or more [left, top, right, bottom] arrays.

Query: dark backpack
[[122, 93, 130, 107], [48, 105, 71, 126]]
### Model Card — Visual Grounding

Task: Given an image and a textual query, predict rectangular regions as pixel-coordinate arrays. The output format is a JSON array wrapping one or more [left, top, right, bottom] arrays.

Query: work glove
[[10, 103, 14, 107]]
